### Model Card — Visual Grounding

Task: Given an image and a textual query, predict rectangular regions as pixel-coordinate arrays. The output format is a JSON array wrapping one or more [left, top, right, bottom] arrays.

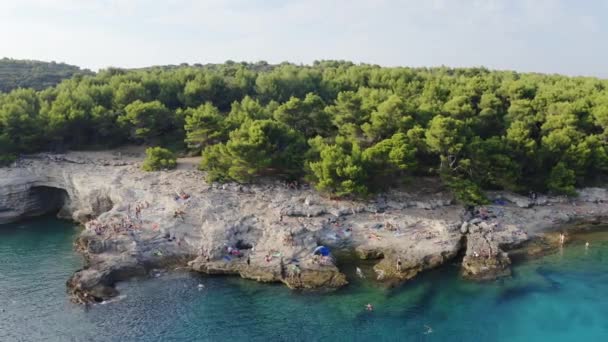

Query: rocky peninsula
[[0, 150, 607, 304]]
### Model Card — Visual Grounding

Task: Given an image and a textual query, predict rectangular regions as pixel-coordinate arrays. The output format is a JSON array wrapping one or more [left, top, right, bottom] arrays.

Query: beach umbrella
[[313, 245, 330, 256]]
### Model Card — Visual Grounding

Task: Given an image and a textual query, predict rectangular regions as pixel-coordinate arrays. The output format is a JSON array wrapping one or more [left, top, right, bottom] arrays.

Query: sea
[[1, 217, 607, 341]]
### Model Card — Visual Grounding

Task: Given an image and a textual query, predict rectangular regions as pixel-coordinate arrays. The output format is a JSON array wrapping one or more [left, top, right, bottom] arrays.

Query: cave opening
[[27, 186, 70, 217]]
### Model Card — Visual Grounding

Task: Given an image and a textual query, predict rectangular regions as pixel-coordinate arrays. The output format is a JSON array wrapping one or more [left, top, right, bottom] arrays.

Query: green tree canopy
[[120, 100, 173, 143], [200, 119, 306, 182], [307, 136, 368, 197], [183, 102, 225, 151], [273, 93, 330, 138]]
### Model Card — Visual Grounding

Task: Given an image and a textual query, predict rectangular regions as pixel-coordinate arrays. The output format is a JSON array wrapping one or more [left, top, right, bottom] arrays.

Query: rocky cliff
[[1, 152, 607, 304]]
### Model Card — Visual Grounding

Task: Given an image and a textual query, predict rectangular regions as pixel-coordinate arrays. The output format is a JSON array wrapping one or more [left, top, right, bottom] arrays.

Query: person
[[247, 256, 251, 266], [356, 267, 365, 279], [280, 257, 286, 279], [559, 232, 565, 245], [424, 325, 433, 335], [291, 264, 301, 280], [479, 207, 489, 220], [366, 303, 373, 311], [585, 241, 590, 249], [396, 257, 402, 272]]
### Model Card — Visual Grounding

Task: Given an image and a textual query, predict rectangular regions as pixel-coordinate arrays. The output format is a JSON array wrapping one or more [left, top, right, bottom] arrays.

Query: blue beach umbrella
[[313, 246, 330, 256]]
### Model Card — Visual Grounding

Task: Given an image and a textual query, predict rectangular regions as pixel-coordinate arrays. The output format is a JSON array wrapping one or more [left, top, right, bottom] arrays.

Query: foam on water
[[1, 217, 608, 341]]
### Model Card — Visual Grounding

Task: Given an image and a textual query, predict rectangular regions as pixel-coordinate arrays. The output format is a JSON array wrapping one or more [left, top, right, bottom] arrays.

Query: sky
[[1, 0, 607, 77]]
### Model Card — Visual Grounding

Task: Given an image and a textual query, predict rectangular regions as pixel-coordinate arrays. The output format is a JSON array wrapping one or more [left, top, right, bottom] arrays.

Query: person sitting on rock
[[479, 207, 489, 220], [173, 209, 186, 220], [283, 232, 296, 246]]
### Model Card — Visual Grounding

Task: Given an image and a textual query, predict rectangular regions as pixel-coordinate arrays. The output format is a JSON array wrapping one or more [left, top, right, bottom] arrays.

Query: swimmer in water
[[424, 325, 433, 334], [585, 241, 590, 249], [356, 267, 365, 279], [366, 303, 373, 311]]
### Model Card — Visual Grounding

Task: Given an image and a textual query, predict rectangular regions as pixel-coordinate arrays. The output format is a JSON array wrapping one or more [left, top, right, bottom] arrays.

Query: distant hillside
[[0, 58, 93, 93]]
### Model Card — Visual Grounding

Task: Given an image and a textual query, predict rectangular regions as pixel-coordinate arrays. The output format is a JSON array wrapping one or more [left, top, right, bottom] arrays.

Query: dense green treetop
[[1, 60, 607, 202]]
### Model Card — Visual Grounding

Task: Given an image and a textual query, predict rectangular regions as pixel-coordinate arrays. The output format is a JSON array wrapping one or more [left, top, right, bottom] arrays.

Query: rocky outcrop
[[461, 221, 516, 281], [189, 256, 348, 289], [2, 152, 608, 303], [368, 221, 463, 283]]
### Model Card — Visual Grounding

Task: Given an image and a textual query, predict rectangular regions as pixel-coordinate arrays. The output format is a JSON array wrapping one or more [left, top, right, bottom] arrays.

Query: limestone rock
[[460, 222, 469, 234], [578, 188, 608, 203], [2, 152, 608, 304], [502, 193, 533, 208], [460, 220, 518, 281], [461, 251, 511, 281]]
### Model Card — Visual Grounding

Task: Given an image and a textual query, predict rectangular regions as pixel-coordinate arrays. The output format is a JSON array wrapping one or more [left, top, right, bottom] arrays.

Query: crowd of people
[[87, 216, 139, 236], [86, 201, 151, 236]]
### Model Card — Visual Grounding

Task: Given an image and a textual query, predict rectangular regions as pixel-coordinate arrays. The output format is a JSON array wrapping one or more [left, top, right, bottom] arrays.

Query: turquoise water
[[1, 218, 608, 341]]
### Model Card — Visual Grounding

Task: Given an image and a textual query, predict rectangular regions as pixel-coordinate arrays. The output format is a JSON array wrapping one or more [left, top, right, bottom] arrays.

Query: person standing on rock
[[247, 255, 251, 266], [280, 257, 286, 279], [293, 264, 302, 286], [396, 257, 402, 272]]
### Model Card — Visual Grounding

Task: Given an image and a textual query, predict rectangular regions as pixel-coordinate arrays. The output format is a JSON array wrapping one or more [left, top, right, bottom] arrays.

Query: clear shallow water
[[1, 218, 608, 341]]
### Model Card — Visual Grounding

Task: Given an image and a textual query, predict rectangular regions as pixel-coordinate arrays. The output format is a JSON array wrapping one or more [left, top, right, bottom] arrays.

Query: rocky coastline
[[1, 151, 607, 304]]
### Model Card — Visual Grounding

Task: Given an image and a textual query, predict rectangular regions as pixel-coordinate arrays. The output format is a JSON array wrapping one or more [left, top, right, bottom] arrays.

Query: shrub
[[0, 153, 16, 167], [444, 175, 489, 206], [547, 162, 577, 196], [142, 147, 177, 171]]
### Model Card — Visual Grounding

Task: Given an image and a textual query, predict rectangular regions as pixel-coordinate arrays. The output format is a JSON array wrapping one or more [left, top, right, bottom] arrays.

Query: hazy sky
[[1, 0, 607, 76]]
